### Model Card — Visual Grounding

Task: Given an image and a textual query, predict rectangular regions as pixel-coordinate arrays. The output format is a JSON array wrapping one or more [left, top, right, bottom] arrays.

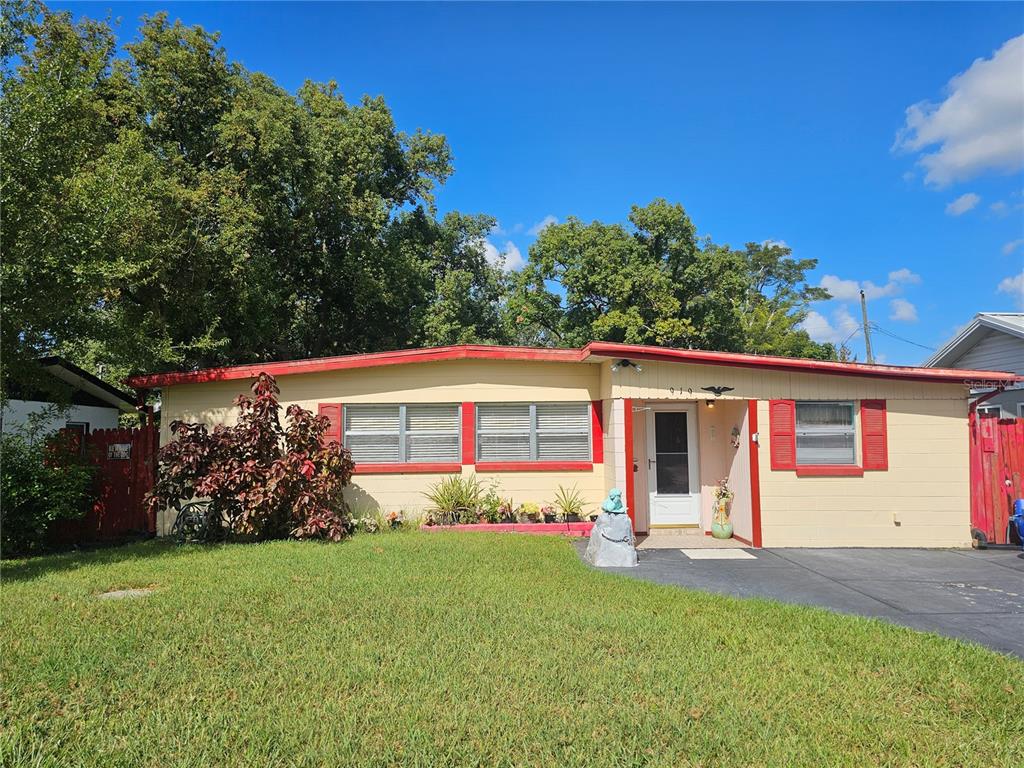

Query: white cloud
[[527, 215, 558, 237], [888, 268, 921, 285], [800, 305, 860, 345], [480, 238, 525, 271], [761, 239, 790, 249], [894, 35, 1024, 187], [991, 201, 1009, 216], [945, 192, 981, 216], [819, 269, 921, 302], [998, 271, 1024, 308], [1003, 239, 1024, 256], [889, 298, 918, 322]]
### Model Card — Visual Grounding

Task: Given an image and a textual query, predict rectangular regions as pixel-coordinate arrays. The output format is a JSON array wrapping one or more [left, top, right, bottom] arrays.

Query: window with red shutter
[[318, 403, 342, 446], [860, 399, 888, 470], [769, 400, 797, 470]]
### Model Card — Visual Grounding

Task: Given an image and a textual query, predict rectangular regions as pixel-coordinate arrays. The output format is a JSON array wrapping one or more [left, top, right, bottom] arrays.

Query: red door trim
[[624, 398, 636, 531], [748, 400, 763, 548]]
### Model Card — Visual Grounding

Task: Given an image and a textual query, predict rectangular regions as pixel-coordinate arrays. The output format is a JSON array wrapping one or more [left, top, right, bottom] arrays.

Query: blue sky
[[54, 1, 1024, 364]]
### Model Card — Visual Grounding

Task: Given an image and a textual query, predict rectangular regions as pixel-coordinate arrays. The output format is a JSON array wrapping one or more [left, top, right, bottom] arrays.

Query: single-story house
[[2, 356, 138, 440], [128, 342, 1018, 548], [925, 312, 1024, 418]]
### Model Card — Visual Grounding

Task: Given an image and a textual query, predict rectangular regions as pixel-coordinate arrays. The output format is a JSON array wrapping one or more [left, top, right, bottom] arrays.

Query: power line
[[868, 322, 936, 352]]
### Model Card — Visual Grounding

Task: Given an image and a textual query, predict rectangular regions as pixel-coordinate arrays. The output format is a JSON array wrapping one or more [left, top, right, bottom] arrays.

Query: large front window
[[476, 403, 591, 463], [343, 404, 460, 464], [795, 401, 855, 465]]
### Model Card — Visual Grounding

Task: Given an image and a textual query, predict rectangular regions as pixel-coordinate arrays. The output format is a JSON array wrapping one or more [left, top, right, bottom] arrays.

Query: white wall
[[1, 400, 122, 436]]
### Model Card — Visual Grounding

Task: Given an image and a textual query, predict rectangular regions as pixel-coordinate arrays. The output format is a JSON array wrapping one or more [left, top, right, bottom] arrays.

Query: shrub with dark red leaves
[[146, 373, 355, 541]]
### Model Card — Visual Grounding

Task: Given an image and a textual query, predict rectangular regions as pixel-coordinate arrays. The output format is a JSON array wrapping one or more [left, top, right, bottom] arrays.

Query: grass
[[2, 533, 1022, 767]]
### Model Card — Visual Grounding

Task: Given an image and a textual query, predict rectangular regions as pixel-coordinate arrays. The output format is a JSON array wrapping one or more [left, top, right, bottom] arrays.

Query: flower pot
[[711, 521, 734, 539], [543, 513, 557, 524], [566, 514, 582, 523]]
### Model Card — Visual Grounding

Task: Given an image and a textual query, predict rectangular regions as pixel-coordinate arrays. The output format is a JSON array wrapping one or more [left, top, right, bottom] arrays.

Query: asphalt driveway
[[582, 544, 1024, 658]]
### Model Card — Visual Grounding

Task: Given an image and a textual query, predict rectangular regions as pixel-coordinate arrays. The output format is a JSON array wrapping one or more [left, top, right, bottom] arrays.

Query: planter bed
[[422, 522, 594, 536]]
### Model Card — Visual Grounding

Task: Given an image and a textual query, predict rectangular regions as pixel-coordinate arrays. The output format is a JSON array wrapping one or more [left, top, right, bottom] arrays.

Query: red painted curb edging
[[420, 522, 595, 536]]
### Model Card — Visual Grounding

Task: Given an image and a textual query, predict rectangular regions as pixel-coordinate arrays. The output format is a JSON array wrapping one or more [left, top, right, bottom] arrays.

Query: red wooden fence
[[970, 413, 1024, 545], [54, 425, 158, 544]]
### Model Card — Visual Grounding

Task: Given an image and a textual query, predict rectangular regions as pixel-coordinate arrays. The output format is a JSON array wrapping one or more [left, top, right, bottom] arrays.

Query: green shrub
[[423, 475, 483, 525], [0, 430, 96, 557], [552, 484, 589, 520]]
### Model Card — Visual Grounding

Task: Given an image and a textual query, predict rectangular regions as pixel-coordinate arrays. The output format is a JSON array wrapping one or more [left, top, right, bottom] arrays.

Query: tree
[[2, 4, 490, 397], [511, 199, 834, 357]]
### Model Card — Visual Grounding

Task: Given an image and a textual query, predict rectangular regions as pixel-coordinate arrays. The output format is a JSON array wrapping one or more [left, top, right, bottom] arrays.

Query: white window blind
[[476, 403, 591, 462], [344, 404, 460, 464], [795, 402, 855, 465]]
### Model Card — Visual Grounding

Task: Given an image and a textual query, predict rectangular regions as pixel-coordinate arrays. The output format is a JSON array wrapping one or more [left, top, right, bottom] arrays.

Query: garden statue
[[584, 488, 638, 568]]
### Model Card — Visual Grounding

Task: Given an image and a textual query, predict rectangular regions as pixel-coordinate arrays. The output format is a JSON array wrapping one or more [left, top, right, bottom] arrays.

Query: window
[[1018, 403, 1024, 419], [976, 405, 1001, 418], [795, 402, 856, 465], [343, 404, 460, 464], [476, 403, 591, 463]]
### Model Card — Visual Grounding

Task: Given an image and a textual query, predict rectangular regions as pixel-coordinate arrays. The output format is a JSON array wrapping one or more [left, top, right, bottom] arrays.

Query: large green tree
[[1, 3, 506, 395], [508, 200, 835, 358]]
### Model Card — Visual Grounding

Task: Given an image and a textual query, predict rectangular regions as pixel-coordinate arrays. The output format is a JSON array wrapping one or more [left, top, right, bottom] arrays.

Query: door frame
[[644, 403, 701, 527]]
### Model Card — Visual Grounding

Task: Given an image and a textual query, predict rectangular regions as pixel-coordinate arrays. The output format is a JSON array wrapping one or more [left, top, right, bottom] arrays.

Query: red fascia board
[[126, 345, 585, 388], [126, 341, 1019, 390], [794, 465, 865, 477], [474, 461, 592, 472], [581, 341, 1018, 385], [353, 463, 462, 475]]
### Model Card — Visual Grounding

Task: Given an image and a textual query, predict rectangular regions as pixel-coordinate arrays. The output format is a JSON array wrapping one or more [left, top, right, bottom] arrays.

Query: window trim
[[474, 401, 593, 472], [976, 404, 1001, 418], [345, 403, 463, 474], [793, 400, 861, 476], [1018, 403, 1024, 419]]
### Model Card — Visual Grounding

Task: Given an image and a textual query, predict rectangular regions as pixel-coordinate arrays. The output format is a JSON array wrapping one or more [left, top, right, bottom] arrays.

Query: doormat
[[680, 549, 756, 560]]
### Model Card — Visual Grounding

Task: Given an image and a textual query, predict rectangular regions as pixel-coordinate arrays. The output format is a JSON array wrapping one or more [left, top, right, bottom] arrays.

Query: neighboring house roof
[[37, 356, 137, 413], [125, 341, 1019, 390], [924, 313, 1024, 370]]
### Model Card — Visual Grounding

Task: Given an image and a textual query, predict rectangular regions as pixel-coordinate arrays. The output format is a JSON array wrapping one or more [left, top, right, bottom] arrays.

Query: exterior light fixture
[[612, 359, 643, 373], [701, 385, 734, 408]]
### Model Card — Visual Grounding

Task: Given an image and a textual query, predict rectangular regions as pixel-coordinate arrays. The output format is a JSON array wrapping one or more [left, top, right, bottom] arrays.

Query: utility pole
[[860, 289, 874, 364]]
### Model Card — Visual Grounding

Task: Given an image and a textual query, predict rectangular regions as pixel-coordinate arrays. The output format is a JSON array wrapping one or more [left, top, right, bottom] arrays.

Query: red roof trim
[[126, 342, 1018, 389], [126, 345, 583, 388], [582, 341, 1017, 385]]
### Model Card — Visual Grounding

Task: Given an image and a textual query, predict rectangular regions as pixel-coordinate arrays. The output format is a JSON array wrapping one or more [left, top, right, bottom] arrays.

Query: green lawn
[[2, 533, 1022, 767]]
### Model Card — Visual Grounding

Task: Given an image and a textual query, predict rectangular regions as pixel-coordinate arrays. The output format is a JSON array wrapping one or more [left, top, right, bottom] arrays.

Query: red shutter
[[861, 399, 888, 470], [769, 399, 797, 470], [318, 403, 342, 446], [461, 402, 475, 465]]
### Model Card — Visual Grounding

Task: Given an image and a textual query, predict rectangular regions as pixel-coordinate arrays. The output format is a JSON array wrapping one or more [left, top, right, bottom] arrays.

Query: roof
[[924, 313, 1024, 368], [38, 356, 137, 412], [125, 341, 1019, 390]]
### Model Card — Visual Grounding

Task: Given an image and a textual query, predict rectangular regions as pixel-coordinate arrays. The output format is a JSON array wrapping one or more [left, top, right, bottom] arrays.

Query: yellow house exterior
[[129, 343, 1016, 548]]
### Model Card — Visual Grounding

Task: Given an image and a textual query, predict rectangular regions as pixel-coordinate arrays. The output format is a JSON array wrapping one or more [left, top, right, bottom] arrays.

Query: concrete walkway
[[582, 544, 1024, 658]]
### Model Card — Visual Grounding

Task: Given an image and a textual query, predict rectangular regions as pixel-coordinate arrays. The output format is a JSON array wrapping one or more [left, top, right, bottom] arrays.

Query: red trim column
[[748, 400, 763, 548], [623, 398, 636, 531], [461, 402, 475, 466], [591, 400, 604, 464]]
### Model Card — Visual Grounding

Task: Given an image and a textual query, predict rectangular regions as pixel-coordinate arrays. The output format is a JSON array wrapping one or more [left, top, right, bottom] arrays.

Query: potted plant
[[553, 484, 588, 523], [386, 511, 404, 529], [498, 498, 516, 524], [519, 502, 541, 523], [541, 505, 558, 524], [711, 477, 734, 539]]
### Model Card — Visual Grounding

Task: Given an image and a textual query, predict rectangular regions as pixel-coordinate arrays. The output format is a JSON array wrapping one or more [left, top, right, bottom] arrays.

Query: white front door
[[645, 406, 700, 526]]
